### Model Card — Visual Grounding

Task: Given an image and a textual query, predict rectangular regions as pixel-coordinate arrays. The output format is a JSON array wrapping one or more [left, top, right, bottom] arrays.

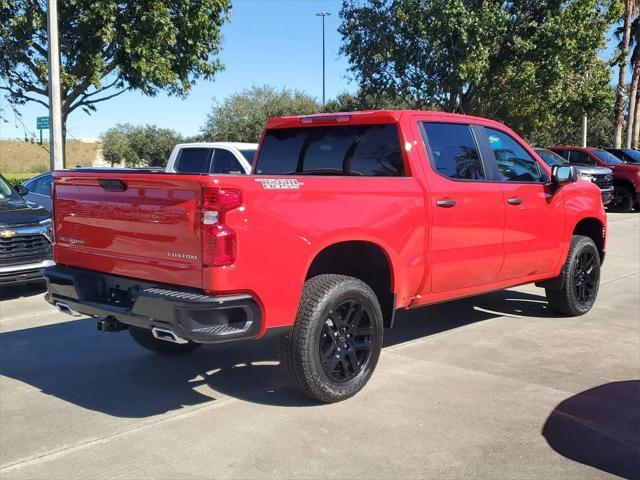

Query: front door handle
[[436, 198, 457, 208], [507, 197, 523, 206]]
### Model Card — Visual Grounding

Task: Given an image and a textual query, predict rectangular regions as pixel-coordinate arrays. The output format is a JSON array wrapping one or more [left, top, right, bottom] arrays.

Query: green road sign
[[36, 116, 49, 130]]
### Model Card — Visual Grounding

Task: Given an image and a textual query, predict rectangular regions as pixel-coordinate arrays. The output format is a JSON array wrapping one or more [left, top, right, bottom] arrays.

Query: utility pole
[[581, 113, 588, 148], [47, 0, 64, 170], [316, 11, 330, 105]]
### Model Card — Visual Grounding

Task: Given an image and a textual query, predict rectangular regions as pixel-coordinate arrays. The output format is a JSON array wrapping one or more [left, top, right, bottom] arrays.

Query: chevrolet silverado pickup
[[0, 174, 53, 284], [45, 111, 607, 403]]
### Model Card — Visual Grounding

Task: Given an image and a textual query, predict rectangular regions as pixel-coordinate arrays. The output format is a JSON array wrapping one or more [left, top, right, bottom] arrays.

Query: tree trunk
[[613, 0, 633, 148], [626, 65, 640, 147], [633, 88, 640, 148]]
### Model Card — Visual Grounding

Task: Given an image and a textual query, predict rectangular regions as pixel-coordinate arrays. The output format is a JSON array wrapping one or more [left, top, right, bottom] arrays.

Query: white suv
[[165, 142, 257, 175]]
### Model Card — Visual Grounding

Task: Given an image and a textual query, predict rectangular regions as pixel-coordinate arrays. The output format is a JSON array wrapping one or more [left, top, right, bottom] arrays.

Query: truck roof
[[266, 110, 507, 129]]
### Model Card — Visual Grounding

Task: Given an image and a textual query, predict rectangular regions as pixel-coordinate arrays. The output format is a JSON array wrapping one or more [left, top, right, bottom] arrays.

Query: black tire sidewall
[[307, 286, 383, 394], [564, 238, 601, 315], [611, 185, 634, 212]]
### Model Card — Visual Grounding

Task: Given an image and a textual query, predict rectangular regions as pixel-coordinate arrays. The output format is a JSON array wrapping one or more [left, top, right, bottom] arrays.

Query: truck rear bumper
[[44, 265, 262, 344]]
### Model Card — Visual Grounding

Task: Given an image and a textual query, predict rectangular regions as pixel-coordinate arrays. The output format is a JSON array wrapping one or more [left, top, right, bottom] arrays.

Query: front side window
[[592, 150, 624, 165], [239, 149, 256, 164], [211, 149, 244, 174], [175, 148, 213, 173], [421, 123, 484, 180], [485, 128, 544, 182], [255, 124, 405, 176]]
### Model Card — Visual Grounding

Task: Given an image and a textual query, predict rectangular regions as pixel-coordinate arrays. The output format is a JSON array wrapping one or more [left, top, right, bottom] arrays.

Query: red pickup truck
[[45, 111, 607, 403]]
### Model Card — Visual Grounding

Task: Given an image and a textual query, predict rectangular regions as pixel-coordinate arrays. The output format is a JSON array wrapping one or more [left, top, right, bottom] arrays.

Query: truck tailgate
[[53, 172, 204, 288]]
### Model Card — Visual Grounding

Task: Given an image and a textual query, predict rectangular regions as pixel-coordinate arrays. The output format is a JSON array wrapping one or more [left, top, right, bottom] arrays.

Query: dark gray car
[[20, 172, 53, 212]]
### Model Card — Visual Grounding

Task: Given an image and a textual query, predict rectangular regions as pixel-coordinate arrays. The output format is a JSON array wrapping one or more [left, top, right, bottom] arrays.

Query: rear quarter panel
[[205, 175, 427, 331]]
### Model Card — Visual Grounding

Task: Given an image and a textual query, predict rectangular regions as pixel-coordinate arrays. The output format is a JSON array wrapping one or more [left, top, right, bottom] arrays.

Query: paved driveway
[[1, 213, 638, 479]]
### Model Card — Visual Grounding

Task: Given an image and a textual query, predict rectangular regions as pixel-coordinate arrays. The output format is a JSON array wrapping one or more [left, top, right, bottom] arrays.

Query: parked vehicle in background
[[21, 172, 53, 212], [45, 111, 607, 403], [534, 148, 613, 205], [549, 146, 640, 212], [604, 148, 640, 164], [0, 174, 53, 285], [165, 142, 257, 174]]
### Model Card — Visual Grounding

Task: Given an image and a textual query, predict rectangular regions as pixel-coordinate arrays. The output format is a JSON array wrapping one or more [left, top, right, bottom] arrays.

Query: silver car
[[534, 148, 614, 205]]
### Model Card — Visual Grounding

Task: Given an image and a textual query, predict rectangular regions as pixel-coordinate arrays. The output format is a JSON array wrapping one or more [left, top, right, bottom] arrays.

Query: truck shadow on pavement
[[542, 380, 640, 480], [0, 289, 559, 416]]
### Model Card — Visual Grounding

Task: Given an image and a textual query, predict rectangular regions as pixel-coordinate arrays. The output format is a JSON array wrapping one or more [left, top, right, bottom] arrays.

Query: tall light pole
[[47, 0, 64, 170], [316, 11, 330, 105]]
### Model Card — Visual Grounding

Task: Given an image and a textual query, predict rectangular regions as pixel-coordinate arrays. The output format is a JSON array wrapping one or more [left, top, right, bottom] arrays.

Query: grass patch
[[3, 173, 37, 186], [0, 140, 99, 174]]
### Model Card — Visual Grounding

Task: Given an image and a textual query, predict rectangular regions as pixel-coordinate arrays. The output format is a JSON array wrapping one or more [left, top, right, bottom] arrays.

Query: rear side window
[[175, 148, 213, 173], [255, 124, 405, 176], [421, 123, 484, 180], [211, 149, 244, 174], [484, 128, 544, 182], [568, 150, 595, 166]]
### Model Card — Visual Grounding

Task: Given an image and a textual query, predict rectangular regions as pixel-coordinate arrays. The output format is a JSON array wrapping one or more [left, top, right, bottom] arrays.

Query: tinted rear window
[[175, 148, 213, 173], [255, 124, 405, 176]]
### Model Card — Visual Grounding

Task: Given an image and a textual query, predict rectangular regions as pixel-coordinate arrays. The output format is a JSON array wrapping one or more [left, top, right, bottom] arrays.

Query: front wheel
[[279, 274, 384, 403], [545, 235, 601, 316], [609, 185, 635, 212]]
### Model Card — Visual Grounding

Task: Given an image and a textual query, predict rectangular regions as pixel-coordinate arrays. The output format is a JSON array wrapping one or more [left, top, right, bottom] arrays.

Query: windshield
[[621, 149, 640, 163], [534, 149, 568, 167], [592, 150, 624, 165], [239, 149, 256, 164], [0, 176, 19, 201]]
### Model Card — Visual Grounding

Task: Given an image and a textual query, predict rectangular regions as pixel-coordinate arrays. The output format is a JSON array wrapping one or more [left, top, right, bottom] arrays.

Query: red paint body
[[549, 146, 640, 194], [52, 111, 607, 336]]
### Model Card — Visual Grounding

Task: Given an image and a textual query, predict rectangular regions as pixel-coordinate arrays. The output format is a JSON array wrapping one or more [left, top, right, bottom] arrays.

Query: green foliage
[[201, 86, 322, 142], [101, 124, 182, 167], [3, 174, 32, 186], [0, 0, 230, 143], [339, 0, 619, 143]]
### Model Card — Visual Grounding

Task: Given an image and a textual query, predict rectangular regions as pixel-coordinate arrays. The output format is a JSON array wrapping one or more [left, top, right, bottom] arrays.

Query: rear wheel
[[610, 184, 635, 212], [545, 235, 600, 316], [128, 327, 201, 355], [278, 274, 383, 403]]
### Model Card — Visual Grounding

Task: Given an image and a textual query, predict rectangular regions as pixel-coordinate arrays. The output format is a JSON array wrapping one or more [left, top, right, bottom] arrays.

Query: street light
[[316, 11, 330, 106]]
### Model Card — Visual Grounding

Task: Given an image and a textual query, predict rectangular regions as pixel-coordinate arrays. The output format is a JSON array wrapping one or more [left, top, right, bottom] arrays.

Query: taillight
[[202, 188, 242, 267]]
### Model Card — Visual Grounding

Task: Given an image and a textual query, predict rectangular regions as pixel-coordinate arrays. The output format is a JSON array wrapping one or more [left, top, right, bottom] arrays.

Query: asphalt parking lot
[[0, 213, 638, 480]]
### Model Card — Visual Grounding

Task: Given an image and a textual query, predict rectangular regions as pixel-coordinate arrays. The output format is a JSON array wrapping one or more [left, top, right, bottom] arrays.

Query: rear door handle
[[507, 197, 523, 205], [436, 198, 456, 208]]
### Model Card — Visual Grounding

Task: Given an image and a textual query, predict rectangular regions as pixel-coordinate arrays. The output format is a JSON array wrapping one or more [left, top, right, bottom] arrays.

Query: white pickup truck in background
[[165, 142, 257, 174]]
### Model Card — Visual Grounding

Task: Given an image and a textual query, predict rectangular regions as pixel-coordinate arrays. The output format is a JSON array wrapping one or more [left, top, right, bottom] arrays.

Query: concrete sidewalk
[[0, 213, 638, 479]]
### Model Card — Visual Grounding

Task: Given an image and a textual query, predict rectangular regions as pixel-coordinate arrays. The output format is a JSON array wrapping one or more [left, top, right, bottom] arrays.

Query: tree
[[339, 0, 619, 143], [201, 86, 321, 143], [625, 15, 640, 147], [0, 0, 230, 163], [613, 0, 639, 147], [101, 123, 182, 167]]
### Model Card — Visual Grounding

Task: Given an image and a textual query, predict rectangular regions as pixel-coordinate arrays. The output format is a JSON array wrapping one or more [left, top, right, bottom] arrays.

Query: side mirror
[[552, 165, 577, 185], [14, 184, 29, 196]]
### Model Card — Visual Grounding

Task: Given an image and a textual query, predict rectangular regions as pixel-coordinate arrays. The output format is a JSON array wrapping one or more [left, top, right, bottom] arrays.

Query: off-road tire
[[129, 326, 201, 355], [278, 274, 384, 403], [610, 185, 635, 212], [545, 235, 601, 316]]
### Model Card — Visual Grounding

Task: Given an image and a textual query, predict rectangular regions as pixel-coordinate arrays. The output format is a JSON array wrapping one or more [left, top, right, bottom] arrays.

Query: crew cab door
[[478, 127, 565, 279], [418, 122, 505, 293]]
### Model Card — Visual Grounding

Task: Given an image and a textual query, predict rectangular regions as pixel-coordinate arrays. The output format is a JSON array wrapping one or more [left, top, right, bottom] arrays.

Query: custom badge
[[255, 179, 304, 190]]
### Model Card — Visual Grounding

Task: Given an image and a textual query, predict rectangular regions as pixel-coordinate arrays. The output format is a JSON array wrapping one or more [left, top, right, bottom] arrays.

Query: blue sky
[[0, 1, 624, 141], [1, 0, 352, 140]]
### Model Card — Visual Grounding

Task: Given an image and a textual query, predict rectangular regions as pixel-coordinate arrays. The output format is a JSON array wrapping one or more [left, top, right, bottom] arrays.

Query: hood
[[574, 165, 612, 175], [0, 198, 50, 227], [610, 162, 640, 174]]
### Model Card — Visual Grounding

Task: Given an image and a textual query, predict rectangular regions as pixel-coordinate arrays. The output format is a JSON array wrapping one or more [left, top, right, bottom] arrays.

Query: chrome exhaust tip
[[151, 326, 188, 344], [56, 302, 81, 317]]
